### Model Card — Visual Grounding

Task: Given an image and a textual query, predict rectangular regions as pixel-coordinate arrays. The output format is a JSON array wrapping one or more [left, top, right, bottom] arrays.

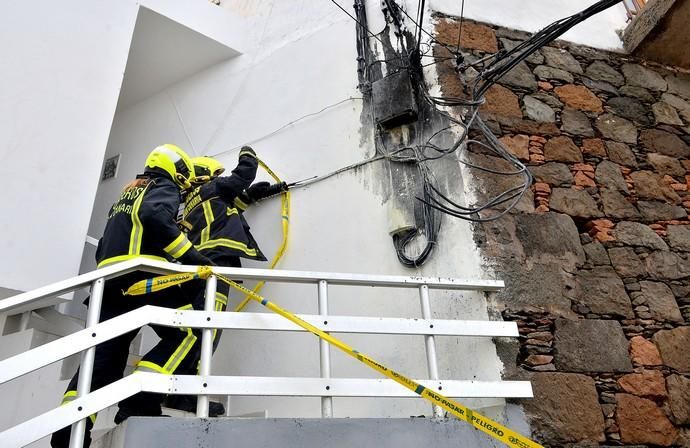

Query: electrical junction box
[[372, 68, 418, 128]]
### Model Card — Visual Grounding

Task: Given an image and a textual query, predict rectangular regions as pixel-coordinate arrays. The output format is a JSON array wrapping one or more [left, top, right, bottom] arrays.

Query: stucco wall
[[84, 1, 508, 421]]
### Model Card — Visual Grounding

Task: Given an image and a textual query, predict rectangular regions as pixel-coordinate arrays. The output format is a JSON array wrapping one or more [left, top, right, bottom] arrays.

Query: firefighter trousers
[[51, 271, 205, 448]]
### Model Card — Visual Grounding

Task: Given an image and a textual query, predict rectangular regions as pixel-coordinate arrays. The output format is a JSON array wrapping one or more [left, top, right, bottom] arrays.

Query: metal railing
[[0, 258, 530, 448], [623, 0, 647, 21]]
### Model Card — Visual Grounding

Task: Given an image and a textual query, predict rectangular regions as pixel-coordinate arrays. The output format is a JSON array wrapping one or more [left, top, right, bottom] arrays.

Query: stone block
[[613, 221, 668, 250], [616, 394, 677, 446], [561, 108, 594, 137], [542, 47, 583, 74], [595, 161, 629, 193], [629, 336, 662, 366], [608, 247, 645, 278], [575, 268, 634, 319], [639, 281, 683, 322], [522, 373, 605, 444], [622, 64, 668, 92], [605, 141, 637, 168], [544, 136, 583, 163], [583, 241, 609, 265], [529, 163, 573, 186], [600, 188, 640, 220], [555, 85, 603, 113], [617, 370, 666, 399], [630, 170, 681, 204], [645, 251, 690, 280], [637, 201, 686, 222], [640, 129, 690, 158], [554, 319, 633, 372], [647, 153, 685, 177], [500, 38, 543, 64], [653, 101, 684, 126], [497, 262, 575, 318], [607, 96, 652, 126], [523, 96, 555, 122], [549, 188, 602, 219], [534, 65, 574, 83], [436, 20, 498, 53], [482, 84, 522, 118], [595, 114, 637, 144], [585, 61, 624, 87], [667, 224, 690, 251], [501, 61, 537, 91], [666, 374, 690, 424], [620, 85, 656, 103], [499, 134, 529, 160], [515, 212, 585, 267], [666, 74, 690, 99], [653, 327, 690, 372]]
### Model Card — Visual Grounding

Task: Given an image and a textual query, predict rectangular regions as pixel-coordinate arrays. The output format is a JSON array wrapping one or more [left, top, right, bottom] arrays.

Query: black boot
[[163, 395, 226, 417]]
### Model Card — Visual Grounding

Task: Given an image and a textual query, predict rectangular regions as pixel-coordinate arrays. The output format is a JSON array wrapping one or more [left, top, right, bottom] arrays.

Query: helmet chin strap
[[176, 173, 192, 189]]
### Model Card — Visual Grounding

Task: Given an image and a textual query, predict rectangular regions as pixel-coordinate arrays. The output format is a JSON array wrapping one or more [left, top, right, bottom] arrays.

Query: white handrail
[[0, 258, 504, 316], [0, 258, 514, 448]]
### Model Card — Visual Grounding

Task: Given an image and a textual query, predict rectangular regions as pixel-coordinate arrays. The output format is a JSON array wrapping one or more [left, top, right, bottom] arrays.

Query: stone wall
[[433, 16, 690, 447]]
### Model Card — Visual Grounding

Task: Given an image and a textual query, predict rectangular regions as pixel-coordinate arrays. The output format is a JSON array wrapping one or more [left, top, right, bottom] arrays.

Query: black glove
[[239, 146, 256, 159], [246, 182, 288, 202], [245, 182, 271, 201], [268, 181, 289, 195]]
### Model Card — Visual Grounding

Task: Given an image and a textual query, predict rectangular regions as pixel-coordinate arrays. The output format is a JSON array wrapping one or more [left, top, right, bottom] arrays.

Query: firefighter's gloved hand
[[246, 182, 271, 201], [271, 181, 289, 194], [239, 146, 256, 159], [177, 249, 214, 267]]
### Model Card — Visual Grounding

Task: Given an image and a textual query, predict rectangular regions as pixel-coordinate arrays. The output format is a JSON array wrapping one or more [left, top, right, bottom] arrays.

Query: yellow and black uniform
[[163, 148, 283, 416], [96, 171, 207, 268], [51, 163, 211, 448], [183, 147, 267, 265]]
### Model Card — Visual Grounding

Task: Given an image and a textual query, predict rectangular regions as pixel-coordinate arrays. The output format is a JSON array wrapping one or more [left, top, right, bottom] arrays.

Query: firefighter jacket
[[96, 170, 208, 268], [183, 150, 267, 262]]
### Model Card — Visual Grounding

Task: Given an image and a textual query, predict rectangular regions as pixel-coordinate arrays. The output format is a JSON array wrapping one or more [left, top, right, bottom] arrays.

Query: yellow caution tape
[[124, 268, 542, 447], [215, 273, 543, 448], [233, 158, 290, 312], [124, 266, 213, 296]]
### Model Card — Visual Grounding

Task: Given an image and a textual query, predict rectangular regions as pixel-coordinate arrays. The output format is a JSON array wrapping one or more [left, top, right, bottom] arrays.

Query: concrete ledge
[[622, 0, 677, 53], [105, 417, 511, 448]]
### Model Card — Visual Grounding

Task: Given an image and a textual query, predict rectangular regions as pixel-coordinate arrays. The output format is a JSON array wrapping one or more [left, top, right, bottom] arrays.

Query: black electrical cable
[[329, 0, 385, 45], [326, 0, 622, 264]]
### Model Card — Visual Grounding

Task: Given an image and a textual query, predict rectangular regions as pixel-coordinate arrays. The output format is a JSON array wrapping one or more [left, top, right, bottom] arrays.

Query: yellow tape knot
[[197, 265, 213, 280]]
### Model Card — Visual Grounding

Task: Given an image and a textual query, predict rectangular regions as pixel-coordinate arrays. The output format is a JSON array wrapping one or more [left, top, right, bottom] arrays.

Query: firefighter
[[51, 144, 213, 448], [162, 147, 287, 415]]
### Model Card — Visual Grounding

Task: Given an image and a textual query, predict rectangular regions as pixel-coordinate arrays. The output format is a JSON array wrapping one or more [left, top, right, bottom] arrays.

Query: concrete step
[[95, 417, 506, 448]]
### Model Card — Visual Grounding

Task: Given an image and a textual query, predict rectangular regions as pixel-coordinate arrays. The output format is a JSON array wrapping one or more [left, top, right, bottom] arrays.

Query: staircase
[[0, 258, 532, 448]]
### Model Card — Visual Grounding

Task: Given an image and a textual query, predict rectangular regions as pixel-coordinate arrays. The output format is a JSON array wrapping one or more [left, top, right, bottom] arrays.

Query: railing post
[[419, 285, 443, 419], [69, 277, 104, 448], [318, 280, 333, 418], [196, 275, 217, 418]]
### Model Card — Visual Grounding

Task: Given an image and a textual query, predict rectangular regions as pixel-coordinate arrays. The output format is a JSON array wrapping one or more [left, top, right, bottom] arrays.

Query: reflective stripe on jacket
[[96, 173, 196, 268]]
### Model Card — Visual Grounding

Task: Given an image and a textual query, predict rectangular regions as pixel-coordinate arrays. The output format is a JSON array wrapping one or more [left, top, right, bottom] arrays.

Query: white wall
[[84, 0, 506, 420], [0, 1, 136, 294], [0, 0, 244, 296]]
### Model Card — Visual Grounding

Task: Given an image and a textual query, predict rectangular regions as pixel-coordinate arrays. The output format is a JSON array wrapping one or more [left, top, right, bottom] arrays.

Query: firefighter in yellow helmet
[[51, 144, 213, 448], [162, 147, 287, 415]]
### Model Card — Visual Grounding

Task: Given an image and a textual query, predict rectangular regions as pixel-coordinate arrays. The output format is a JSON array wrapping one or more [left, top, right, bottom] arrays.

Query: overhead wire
[[322, 0, 622, 264]]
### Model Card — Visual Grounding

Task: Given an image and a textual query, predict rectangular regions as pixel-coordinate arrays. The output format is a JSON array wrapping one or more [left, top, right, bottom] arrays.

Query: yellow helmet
[[145, 144, 194, 190], [191, 156, 225, 185]]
